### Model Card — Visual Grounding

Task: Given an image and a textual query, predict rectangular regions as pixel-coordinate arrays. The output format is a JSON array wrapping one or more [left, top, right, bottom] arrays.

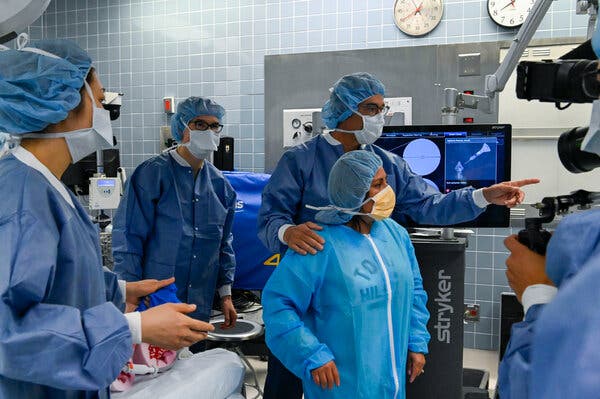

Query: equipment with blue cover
[[223, 171, 279, 290]]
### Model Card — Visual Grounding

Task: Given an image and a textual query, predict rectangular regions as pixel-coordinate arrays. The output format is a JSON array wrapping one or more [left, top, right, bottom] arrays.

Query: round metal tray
[[206, 318, 264, 342]]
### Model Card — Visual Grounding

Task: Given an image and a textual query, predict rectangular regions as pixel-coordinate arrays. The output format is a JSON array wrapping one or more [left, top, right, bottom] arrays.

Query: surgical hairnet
[[321, 72, 386, 129], [170, 97, 226, 141], [0, 39, 92, 134], [315, 150, 383, 224]]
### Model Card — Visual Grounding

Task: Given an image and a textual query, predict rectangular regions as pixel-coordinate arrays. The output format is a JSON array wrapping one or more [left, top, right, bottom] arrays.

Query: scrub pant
[[264, 349, 303, 399], [190, 341, 207, 353]]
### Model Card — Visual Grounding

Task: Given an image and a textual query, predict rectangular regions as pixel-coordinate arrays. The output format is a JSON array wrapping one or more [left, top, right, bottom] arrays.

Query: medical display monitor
[[375, 124, 511, 227]]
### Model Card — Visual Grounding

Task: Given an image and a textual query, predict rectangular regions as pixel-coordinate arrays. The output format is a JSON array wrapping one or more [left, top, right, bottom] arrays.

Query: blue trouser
[[190, 341, 207, 353], [264, 350, 303, 399]]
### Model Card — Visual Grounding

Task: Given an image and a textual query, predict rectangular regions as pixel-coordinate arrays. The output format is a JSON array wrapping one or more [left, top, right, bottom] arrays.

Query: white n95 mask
[[19, 82, 114, 163], [180, 118, 220, 159], [187, 130, 219, 159], [335, 111, 385, 145]]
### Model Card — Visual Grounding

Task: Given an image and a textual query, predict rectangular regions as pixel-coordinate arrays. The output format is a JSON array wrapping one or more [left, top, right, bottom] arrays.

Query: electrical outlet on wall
[[283, 108, 321, 148]]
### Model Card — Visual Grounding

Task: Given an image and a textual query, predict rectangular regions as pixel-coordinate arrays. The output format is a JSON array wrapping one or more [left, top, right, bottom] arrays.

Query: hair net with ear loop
[[321, 72, 386, 129], [170, 96, 226, 141], [0, 36, 92, 134], [307, 150, 383, 225]]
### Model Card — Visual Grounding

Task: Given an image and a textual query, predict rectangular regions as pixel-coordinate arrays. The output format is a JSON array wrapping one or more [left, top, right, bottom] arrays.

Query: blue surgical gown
[[112, 152, 236, 321], [262, 218, 430, 399], [498, 209, 600, 399], [0, 153, 132, 399], [258, 135, 484, 254]]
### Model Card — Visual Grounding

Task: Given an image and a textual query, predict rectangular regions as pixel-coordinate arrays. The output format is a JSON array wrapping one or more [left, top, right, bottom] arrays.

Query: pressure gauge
[[394, 0, 444, 37], [488, 0, 535, 28]]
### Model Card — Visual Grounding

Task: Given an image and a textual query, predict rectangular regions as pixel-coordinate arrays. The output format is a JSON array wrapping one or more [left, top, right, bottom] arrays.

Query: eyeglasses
[[358, 103, 390, 117], [189, 120, 224, 133]]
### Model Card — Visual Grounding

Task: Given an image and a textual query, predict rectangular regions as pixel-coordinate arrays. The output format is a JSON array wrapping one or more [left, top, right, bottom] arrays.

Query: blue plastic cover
[[223, 171, 278, 290]]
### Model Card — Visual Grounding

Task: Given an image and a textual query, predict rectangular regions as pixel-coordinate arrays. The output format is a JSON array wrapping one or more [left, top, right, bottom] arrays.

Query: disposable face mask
[[307, 184, 396, 221], [367, 185, 396, 221], [19, 82, 114, 163], [181, 119, 220, 159], [335, 111, 385, 145]]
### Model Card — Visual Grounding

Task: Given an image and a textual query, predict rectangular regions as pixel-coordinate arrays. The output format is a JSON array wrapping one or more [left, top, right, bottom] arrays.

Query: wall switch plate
[[458, 53, 481, 77]]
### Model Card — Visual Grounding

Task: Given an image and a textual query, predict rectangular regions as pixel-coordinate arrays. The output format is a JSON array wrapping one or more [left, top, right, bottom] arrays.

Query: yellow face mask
[[367, 185, 396, 221]]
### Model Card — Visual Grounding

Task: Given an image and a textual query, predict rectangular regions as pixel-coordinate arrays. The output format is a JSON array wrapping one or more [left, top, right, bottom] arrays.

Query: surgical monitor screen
[[375, 124, 511, 227]]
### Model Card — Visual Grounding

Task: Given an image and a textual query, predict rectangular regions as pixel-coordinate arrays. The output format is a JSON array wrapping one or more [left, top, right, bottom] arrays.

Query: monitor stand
[[441, 227, 455, 240]]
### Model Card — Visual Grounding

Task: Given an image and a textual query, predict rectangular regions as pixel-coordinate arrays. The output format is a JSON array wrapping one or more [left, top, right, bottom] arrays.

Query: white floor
[[242, 349, 499, 398]]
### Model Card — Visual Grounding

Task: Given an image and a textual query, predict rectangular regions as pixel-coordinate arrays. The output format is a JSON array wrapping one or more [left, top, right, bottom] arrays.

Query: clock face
[[488, 0, 535, 28], [394, 0, 444, 37]]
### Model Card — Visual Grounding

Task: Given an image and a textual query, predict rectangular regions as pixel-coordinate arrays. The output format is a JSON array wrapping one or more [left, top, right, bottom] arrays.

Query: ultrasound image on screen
[[445, 138, 497, 181], [375, 124, 511, 227]]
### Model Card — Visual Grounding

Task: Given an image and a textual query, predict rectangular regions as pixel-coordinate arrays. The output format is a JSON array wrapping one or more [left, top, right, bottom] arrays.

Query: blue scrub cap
[[314, 150, 383, 225], [170, 96, 226, 141], [0, 39, 92, 134], [321, 72, 386, 129]]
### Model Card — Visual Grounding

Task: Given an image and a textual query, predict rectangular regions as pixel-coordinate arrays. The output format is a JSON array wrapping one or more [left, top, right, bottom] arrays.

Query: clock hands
[[401, 1, 424, 21], [500, 0, 516, 11], [416, 2, 424, 15]]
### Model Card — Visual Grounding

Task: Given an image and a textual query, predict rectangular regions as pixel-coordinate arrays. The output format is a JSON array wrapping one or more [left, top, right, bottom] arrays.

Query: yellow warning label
[[264, 254, 281, 267]]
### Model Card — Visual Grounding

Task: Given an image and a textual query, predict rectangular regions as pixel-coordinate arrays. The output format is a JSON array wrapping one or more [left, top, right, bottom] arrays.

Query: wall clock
[[488, 0, 535, 28], [394, 0, 444, 37]]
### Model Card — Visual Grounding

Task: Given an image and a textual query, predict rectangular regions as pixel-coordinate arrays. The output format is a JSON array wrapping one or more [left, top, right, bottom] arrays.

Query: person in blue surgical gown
[[258, 71, 539, 399], [0, 38, 214, 399], [263, 150, 430, 399], [498, 209, 600, 399], [497, 26, 600, 399], [112, 96, 238, 335]]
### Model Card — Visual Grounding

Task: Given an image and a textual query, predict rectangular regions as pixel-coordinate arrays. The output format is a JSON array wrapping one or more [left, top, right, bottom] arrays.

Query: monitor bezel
[[378, 124, 512, 228]]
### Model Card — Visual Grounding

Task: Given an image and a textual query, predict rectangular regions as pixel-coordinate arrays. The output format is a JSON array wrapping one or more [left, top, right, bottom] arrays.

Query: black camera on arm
[[516, 40, 600, 106], [518, 190, 599, 255], [514, 39, 600, 254]]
